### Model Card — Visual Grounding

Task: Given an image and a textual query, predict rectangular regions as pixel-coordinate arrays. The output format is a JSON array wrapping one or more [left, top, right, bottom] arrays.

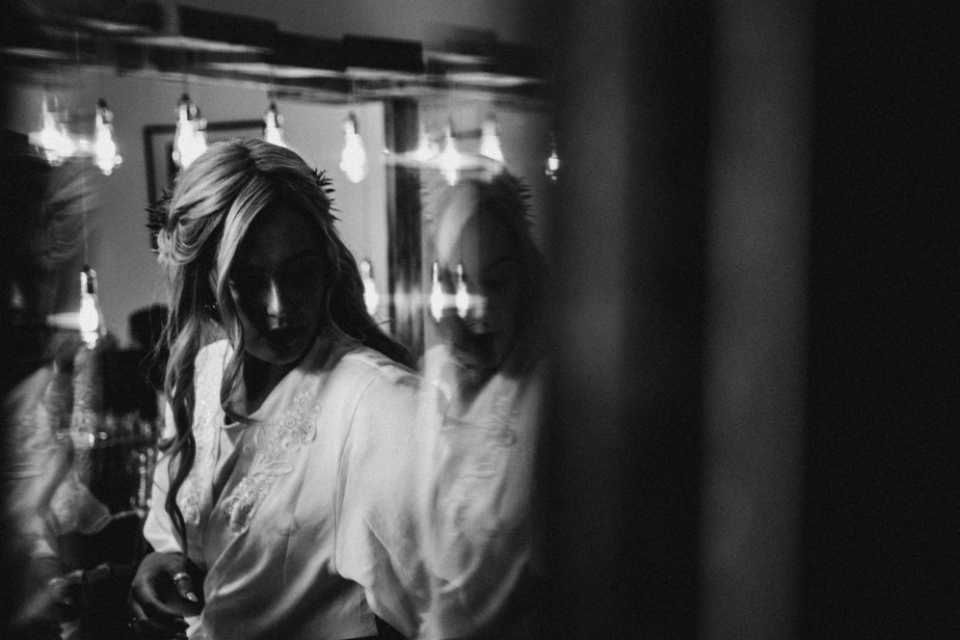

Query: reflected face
[[227, 202, 326, 366], [437, 213, 522, 372]]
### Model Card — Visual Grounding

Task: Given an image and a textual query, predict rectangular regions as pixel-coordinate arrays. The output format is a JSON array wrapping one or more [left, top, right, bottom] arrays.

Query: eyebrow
[[232, 249, 321, 271]]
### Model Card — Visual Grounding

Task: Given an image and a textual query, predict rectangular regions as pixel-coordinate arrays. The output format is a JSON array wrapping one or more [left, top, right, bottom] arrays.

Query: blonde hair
[[156, 138, 411, 549]]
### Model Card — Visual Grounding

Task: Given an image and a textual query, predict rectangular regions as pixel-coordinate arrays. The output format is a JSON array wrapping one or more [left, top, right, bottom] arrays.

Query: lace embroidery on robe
[[220, 390, 318, 533], [177, 385, 320, 536]]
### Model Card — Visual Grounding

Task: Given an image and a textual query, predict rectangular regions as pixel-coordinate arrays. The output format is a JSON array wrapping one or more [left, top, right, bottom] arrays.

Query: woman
[[418, 169, 547, 639], [130, 139, 431, 640]]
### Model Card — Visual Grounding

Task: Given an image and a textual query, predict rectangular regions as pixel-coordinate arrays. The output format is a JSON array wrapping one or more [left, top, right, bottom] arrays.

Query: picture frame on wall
[[142, 119, 263, 244]]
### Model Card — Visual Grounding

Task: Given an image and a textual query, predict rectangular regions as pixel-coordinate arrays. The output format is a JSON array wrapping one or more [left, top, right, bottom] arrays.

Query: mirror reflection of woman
[[419, 169, 547, 639], [130, 139, 429, 640]]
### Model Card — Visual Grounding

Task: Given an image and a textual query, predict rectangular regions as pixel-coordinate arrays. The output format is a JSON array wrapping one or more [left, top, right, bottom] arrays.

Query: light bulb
[[455, 263, 470, 318], [340, 113, 368, 183], [263, 101, 289, 148], [430, 262, 445, 322], [93, 99, 122, 176], [360, 259, 380, 316], [173, 93, 207, 169], [438, 125, 462, 186], [30, 97, 74, 165], [410, 122, 436, 163], [78, 266, 106, 346], [479, 117, 504, 164], [546, 136, 560, 181]]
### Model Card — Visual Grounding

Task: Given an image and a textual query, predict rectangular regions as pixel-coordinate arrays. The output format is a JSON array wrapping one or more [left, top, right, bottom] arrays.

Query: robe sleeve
[[142, 398, 186, 554], [142, 449, 185, 555], [334, 363, 438, 638]]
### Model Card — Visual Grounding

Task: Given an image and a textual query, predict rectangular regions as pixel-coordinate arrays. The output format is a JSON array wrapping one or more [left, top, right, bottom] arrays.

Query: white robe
[[418, 345, 545, 639], [144, 337, 432, 640]]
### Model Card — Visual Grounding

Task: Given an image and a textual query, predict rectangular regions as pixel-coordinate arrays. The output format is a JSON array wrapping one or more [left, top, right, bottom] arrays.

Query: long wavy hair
[[423, 168, 547, 377], [155, 138, 412, 551]]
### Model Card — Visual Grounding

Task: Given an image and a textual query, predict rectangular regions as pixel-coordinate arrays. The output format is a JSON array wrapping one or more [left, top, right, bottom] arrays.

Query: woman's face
[[227, 202, 326, 366], [437, 213, 522, 372]]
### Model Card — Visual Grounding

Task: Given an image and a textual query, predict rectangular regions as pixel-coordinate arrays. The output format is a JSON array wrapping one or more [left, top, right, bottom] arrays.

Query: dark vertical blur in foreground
[[530, 1, 958, 639], [532, 1, 711, 638]]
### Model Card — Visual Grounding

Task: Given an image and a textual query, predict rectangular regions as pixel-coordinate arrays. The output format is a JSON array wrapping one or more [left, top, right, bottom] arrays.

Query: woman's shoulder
[[336, 345, 421, 386], [333, 347, 432, 456], [318, 346, 425, 422]]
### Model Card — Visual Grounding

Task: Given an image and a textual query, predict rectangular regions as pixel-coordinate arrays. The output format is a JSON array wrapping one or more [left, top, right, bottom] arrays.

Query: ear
[[206, 268, 223, 323]]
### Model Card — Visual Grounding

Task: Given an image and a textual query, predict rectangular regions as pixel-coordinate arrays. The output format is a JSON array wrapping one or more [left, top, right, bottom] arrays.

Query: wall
[[9, 70, 388, 345]]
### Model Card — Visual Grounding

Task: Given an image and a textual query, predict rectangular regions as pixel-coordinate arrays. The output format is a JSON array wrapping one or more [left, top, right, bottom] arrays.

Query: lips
[[265, 327, 301, 348]]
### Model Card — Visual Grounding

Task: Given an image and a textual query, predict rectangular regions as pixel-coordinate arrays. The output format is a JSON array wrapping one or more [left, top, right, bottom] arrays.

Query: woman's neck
[[241, 356, 296, 415]]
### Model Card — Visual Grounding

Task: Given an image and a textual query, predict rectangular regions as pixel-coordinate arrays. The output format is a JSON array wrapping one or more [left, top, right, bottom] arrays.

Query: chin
[[248, 335, 311, 366], [451, 345, 497, 373]]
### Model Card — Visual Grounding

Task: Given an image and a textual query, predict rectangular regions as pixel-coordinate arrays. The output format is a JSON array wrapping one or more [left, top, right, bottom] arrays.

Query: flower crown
[[145, 187, 174, 264], [145, 168, 336, 265], [313, 168, 336, 212], [421, 168, 534, 238]]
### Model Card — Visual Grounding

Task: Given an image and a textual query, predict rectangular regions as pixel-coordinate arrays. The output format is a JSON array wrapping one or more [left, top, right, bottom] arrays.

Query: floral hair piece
[[313, 168, 336, 212], [421, 168, 534, 238], [490, 171, 533, 233], [146, 188, 174, 264], [145, 167, 338, 265], [146, 187, 171, 234]]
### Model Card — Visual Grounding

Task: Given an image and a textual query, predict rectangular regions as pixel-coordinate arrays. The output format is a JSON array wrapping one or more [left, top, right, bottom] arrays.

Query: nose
[[265, 279, 287, 327]]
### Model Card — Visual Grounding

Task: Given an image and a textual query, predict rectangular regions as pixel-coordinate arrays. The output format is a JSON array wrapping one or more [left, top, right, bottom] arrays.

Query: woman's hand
[[129, 552, 203, 639]]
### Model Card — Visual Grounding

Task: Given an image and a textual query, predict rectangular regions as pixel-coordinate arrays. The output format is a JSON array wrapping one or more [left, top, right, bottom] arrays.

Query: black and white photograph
[[1, 2, 956, 640]]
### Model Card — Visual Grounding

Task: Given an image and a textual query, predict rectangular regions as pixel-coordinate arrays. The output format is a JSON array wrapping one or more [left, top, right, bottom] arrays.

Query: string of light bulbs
[[340, 78, 369, 183], [77, 166, 107, 347], [263, 99, 289, 148], [28, 89, 560, 185], [29, 33, 123, 175], [340, 111, 368, 183], [262, 77, 290, 149], [172, 85, 207, 169]]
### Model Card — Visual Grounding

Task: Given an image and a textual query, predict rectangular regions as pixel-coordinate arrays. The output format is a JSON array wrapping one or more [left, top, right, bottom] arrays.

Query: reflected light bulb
[[78, 266, 106, 346], [430, 262, 445, 322], [360, 259, 380, 316], [173, 93, 207, 169], [30, 98, 74, 165], [438, 125, 461, 186], [93, 99, 122, 176], [546, 137, 560, 181], [455, 263, 470, 318], [479, 117, 504, 164], [263, 101, 289, 148], [410, 122, 436, 163], [340, 113, 368, 183]]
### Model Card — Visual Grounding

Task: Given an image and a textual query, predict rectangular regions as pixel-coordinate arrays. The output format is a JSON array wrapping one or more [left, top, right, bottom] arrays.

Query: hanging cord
[[74, 28, 91, 260], [80, 173, 89, 266]]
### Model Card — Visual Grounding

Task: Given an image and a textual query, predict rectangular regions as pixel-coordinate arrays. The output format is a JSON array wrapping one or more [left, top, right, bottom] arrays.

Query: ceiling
[[1, 1, 548, 106]]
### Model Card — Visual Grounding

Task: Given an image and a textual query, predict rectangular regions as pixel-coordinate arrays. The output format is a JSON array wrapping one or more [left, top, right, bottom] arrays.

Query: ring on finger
[[172, 571, 190, 583]]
